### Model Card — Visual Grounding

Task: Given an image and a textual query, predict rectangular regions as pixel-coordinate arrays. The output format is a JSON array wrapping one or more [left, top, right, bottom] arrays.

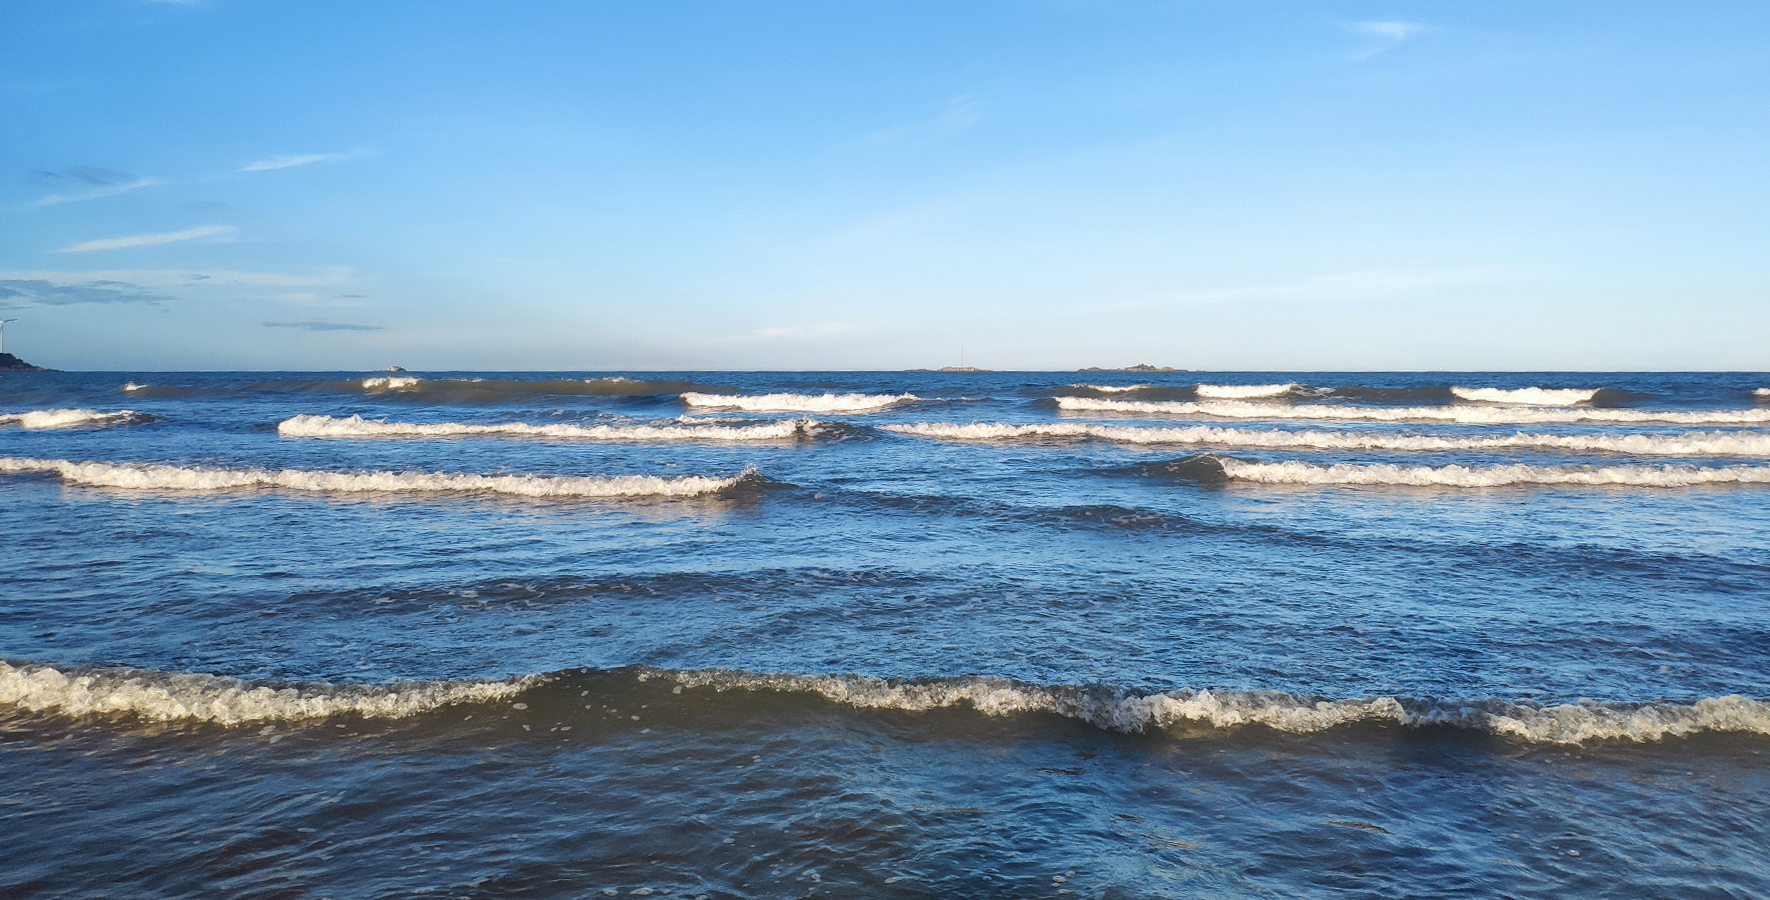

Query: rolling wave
[[1, 660, 534, 726], [278, 414, 839, 442], [0, 408, 152, 430], [1195, 382, 1298, 399], [1151, 455, 1770, 488], [884, 422, 1770, 457], [1057, 396, 1770, 425], [7, 660, 1765, 744], [681, 392, 918, 412], [0, 457, 763, 499], [1452, 386, 1599, 406]]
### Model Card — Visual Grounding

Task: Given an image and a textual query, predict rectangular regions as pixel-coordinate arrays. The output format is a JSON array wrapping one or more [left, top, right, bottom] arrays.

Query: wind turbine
[[0, 319, 14, 356]]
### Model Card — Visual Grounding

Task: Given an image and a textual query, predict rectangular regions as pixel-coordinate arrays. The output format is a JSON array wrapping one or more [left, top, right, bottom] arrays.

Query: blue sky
[[3, 1, 1766, 371]]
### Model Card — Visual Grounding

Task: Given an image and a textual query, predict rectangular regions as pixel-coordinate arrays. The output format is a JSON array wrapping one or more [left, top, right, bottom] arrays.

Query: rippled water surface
[[4, 370, 1769, 898]]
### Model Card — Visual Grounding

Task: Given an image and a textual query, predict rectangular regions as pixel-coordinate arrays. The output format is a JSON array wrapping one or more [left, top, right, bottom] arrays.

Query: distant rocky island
[[1078, 363, 1186, 373], [0, 353, 48, 372]]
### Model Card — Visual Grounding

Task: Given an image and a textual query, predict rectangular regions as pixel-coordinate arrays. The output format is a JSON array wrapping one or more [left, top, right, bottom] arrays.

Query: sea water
[[3, 370, 1768, 898]]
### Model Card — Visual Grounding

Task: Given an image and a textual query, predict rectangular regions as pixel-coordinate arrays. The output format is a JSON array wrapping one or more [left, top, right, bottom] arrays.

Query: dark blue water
[[4, 371, 1768, 898]]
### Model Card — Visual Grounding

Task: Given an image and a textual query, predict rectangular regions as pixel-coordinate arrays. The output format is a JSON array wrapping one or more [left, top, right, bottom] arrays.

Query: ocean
[[2, 370, 1768, 898]]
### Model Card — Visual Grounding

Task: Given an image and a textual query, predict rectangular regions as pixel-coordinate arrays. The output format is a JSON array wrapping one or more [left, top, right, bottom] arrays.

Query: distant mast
[[0, 318, 15, 355]]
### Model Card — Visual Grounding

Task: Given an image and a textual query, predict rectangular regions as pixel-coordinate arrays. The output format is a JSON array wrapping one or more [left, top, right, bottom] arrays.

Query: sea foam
[[1195, 382, 1298, 399], [279, 414, 827, 442], [666, 669, 1770, 745], [1451, 386, 1600, 406], [360, 376, 422, 391], [681, 392, 917, 412], [0, 661, 533, 725], [1056, 396, 1770, 425], [883, 422, 1770, 457], [0, 409, 149, 430], [0, 457, 759, 498], [1197, 457, 1770, 488]]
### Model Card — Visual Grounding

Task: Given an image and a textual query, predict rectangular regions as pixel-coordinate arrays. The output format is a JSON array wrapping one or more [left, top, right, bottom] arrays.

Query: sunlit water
[[4, 371, 1768, 898]]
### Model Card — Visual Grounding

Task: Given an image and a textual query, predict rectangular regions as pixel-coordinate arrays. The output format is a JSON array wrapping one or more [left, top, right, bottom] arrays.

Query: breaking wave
[[1151, 455, 1770, 488], [1756, 388, 1770, 399], [1196, 382, 1298, 399], [1056, 396, 1770, 425], [360, 376, 421, 391], [278, 414, 838, 442], [8, 660, 1766, 745], [681, 392, 918, 413], [666, 669, 1770, 745], [0, 457, 763, 499], [0, 408, 152, 430], [883, 422, 1770, 457], [1452, 386, 1599, 406], [0, 660, 534, 726]]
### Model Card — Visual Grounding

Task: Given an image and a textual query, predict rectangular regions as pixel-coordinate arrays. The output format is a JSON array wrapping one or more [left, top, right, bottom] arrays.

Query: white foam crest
[[1756, 388, 1770, 398], [0, 457, 757, 498], [681, 391, 917, 412], [1452, 386, 1599, 405], [0, 408, 146, 430], [1069, 383, 1154, 393], [884, 422, 1770, 457], [1056, 396, 1770, 425], [0, 661, 534, 726], [1196, 382, 1297, 399], [1213, 458, 1770, 488], [279, 414, 820, 442], [665, 669, 1770, 744], [121, 381, 147, 392], [361, 376, 421, 391]]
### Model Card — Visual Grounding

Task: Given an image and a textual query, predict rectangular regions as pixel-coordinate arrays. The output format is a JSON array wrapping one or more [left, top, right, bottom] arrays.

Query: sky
[[2, 1, 1767, 371]]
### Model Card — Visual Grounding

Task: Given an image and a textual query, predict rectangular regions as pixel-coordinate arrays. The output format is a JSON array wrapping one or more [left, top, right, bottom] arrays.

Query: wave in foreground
[[5, 661, 1766, 745], [0, 409, 152, 430], [1, 661, 534, 726], [0, 457, 761, 498], [681, 392, 918, 412], [1057, 396, 1770, 425], [1151, 456, 1770, 488], [279, 414, 838, 442], [884, 422, 1770, 457]]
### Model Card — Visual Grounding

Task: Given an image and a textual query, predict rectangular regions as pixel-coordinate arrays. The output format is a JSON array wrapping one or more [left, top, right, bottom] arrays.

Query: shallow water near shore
[[4, 370, 1769, 898]]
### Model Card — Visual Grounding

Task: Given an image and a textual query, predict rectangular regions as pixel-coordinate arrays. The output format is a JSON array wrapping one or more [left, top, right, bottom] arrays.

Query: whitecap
[[0, 409, 148, 430], [0, 456, 759, 498], [680, 391, 916, 412], [360, 376, 421, 391], [1195, 382, 1297, 399], [279, 414, 826, 442], [1452, 386, 1599, 406], [1055, 396, 1770, 426], [883, 422, 1770, 457], [1208, 458, 1770, 488]]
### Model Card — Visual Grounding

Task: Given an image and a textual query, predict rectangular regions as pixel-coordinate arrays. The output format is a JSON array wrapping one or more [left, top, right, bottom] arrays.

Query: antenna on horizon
[[0, 319, 15, 356]]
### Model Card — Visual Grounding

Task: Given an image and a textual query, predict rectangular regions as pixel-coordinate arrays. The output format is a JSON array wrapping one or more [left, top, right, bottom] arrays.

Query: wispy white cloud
[[1348, 20, 1431, 58], [856, 96, 980, 146], [1, 267, 353, 288], [36, 178, 163, 206], [240, 152, 348, 172], [55, 225, 236, 253]]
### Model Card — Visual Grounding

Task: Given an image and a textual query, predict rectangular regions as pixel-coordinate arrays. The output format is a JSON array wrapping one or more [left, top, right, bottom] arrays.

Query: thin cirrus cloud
[[1349, 21, 1430, 57], [56, 225, 236, 253], [240, 152, 349, 172], [36, 178, 163, 206], [0, 278, 172, 307], [263, 320, 387, 332]]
